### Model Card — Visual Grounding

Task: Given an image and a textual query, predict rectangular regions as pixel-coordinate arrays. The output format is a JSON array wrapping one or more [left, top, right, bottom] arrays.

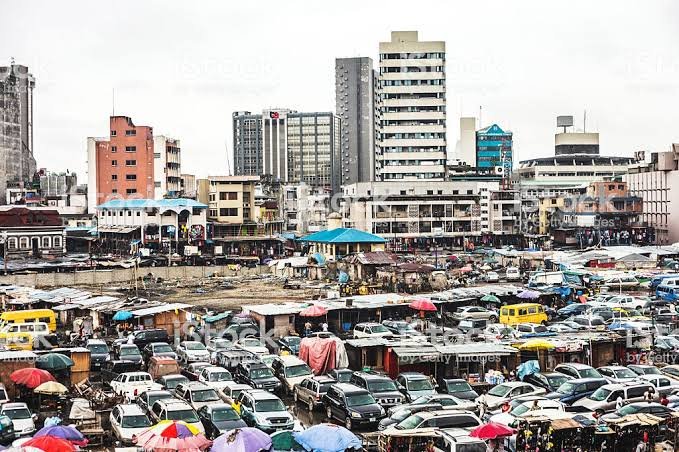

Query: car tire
[[308, 398, 314, 412], [345, 417, 353, 430], [489, 316, 497, 323], [326, 406, 333, 420]]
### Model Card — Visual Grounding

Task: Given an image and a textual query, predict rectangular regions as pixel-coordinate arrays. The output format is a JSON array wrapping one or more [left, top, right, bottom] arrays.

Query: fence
[[0, 264, 271, 288]]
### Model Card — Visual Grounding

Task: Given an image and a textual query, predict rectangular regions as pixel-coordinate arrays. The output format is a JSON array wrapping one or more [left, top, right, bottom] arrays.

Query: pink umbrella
[[460, 265, 473, 273], [470, 422, 515, 440], [408, 299, 437, 312], [299, 305, 328, 317]]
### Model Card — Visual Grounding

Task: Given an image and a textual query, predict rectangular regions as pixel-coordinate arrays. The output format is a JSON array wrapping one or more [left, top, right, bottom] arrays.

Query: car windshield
[[212, 407, 240, 421], [120, 347, 140, 356], [319, 382, 334, 393], [255, 400, 286, 412], [185, 343, 206, 351], [209, 371, 232, 382], [148, 393, 171, 406], [546, 374, 570, 388], [285, 337, 301, 346], [285, 364, 312, 378], [392, 409, 413, 422], [88, 344, 109, 354], [192, 389, 219, 402], [617, 404, 641, 416], [3, 408, 30, 419], [121, 414, 152, 428], [167, 409, 199, 423], [335, 372, 352, 383], [556, 382, 576, 395], [408, 379, 434, 391], [155, 344, 173, 353], [369, 380, 398, 392], [346, 393, 377, 407], [664, 337, 679, 347], [165, 376, 188, 390], [488, 384, 512, 397], [613, 368, 638, 379], [395, 414, 424, 430], [589, 387, 612, 402], [579, 368, 602, 379], [212, 341, 231, 350], [447, 381, 472, 392], [251, 367, 274, 379], [241, 339, 262, 347], [369, 325, 390, 334], [0, 389, 7, 400], [511, 405, 532, 416]]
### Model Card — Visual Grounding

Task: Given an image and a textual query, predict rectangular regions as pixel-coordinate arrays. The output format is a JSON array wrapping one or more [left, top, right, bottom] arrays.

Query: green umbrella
[[481, 294, 501, 304], [35, 353, 74, 371]]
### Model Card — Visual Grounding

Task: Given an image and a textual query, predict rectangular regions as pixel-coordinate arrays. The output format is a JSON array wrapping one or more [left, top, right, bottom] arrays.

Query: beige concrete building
[[204, 175, 258, 224], [377, 31, 447, 181]]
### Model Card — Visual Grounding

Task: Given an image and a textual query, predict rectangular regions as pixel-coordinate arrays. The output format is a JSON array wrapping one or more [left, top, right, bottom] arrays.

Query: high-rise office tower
[[335, 57, 376, 184], [0, 63, 37, 197], [232, 111, 263, 176], [377, 31, 446, 181]]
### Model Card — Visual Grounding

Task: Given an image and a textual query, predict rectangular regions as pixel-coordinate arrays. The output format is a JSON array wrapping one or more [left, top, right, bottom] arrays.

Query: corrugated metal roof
[[131, 303, 192, 317], [435, 343, 518, 357], [96, 198, 207, 210], [300, 228, 386, 244]]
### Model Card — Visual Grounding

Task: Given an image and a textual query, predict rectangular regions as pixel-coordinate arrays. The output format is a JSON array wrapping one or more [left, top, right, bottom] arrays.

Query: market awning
[[97, 225, 140, 234], [391, 346, 440, 362], [436, 343, 518, 358]]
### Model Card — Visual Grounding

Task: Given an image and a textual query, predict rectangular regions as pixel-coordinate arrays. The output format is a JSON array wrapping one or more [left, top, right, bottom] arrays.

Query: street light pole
[[2, 231, 7, 276]]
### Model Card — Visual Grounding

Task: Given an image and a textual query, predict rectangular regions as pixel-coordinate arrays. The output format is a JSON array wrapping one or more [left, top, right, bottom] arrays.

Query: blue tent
[[293, 424, 361, 452], [112, 310, 134, 321]]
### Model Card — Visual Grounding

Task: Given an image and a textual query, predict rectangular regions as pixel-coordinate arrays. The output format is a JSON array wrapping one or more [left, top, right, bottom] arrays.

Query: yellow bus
[[500, 303, 548, 326], [0, 309, 57, 332]]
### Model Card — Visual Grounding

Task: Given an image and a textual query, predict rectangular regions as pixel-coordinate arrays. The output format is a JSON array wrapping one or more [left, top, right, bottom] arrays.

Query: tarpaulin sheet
[[299, 337, 337, 375]]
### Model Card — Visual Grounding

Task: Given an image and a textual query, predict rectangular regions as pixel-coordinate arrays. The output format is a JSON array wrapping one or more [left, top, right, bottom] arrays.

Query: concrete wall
[[0, 264, 272, 288]]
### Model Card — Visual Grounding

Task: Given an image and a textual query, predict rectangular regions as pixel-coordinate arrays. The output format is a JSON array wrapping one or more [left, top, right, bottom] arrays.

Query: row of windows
[[110, 129, 137, 137], [380, 52, 445, 60], [6, 236, 62, 250], [382, 79, 445, 86], [111, 174, 137, 181], [111, 160, 137, 167], [110, 188, 137, 195]]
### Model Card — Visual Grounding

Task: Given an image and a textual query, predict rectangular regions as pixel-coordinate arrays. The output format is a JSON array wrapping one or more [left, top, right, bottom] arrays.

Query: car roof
[[332, 383, 369, 394], [310, 375, 336, 383], [2, 402, 27, 409], [161, 374, 187, 380], [87, 339, 106, 344], [276, 355, 306, 365], [356, 322, 382, 327], [247, 389, 280, 400], [121, 371, 152, 377], [155, 399, 192, 409], [353, 371, 392, 381], [558, 363, 593, 369], [118, 404, 146, 415], [203, 366, 229, 372], [567, 377, 607, 384], [203, 403, 234, 411], [598, 366, 630, 371], [179, 381, 212, 390], [416, 409, 477, 419], [498, 381, 532, 388], [399, 372, 427, 378]]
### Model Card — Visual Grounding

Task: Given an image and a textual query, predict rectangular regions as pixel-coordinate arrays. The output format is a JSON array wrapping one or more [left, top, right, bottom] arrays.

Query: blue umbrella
[[517, 290, 541, 299], [293, 424, 361, 452], [112, 310, 133, 321]]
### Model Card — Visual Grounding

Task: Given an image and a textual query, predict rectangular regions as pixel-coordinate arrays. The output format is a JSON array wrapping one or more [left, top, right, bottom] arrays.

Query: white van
[[505, 267, 521, 281]]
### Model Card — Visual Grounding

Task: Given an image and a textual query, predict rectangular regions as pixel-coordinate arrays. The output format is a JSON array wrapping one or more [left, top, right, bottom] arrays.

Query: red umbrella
[[10, 368, 56, 389], [470, 422, 515, 440], [299, 305, 328, 317], [408, 299, 437, 312], [23, 435, 77, 452]]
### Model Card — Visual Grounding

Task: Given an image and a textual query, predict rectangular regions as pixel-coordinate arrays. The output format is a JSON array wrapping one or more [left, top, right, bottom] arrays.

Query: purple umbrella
[[34, 424, 87, 445], [517, 289, 541, 299], [211, 427, 272, 452]]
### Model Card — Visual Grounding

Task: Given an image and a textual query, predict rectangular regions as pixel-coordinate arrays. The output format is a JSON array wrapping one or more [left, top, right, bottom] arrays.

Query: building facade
[[153, 136, 182, 199], [181, 174, 196, 199], [87, 116, 155, 213], [477, 124, 513, 176], [623, 147, 679, 245], [335, 57, 377, 184], [232, 111, 263, 176], [377, 31, 447, 181], [0, 207, 65, 257], [282, 184, 331, 235], [0, 64, 37, 197]]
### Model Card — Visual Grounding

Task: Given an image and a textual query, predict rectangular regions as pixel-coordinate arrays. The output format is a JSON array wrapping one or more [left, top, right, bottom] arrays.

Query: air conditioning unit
[[494, 166, 505, 175]]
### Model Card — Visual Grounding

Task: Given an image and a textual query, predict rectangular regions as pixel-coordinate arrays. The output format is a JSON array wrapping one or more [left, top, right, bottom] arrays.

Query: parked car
[[110, 404, 152, 445], [270, 355, 313, 395], [0, 403, 35, 436], [176, 341, 211, 364], [182, 362, 213, 381], [602, 275, 640, 290], [554, 363, 603, 380], [222, 323, 260, 341], [600, 402, 672, 422], [174, 381, 222, 412], [327, 368, 353, 383], [545, 378, 608, 405], [218, 383, 253, 410], [136, 390, 175, 415], [505, 267, 521, 281], [515, 323, 550, 336], [396, 372, 437, 402], [570, 315, 606, 331], [276, 336, 301, 355], [111, 372, 163, 400], [436, 378, 479, 400], [350, 372, 404, 409], [197, 404, 246, 439], [572, 382, 651, 414], [101, 360, 141, 388], [235, 362, 281, 392], [147, 356, 181, 381], [294, 375, 336, 411], [390, 409, 481, 431], [596, 366, 639, 383], [259, 354, 277, 369], [156, 374, 189, 392], [131, 329, 170, 349], [475, 382, 546, 410], [388, 394, 476, 416], [142, 342, 178, 363], [378, 403, 443, 431], [659, 365, 679, 379], [237, 389, 294, 433], [197, 366, 234, 391], [0, 384, 9, 405], [628, 364, 662, 376], [381, 320, 423, 337], [235, 337, 268, 356], [148, 399, 204, 433], [116, 344, 143, 365], [216, 348, 260, 372], [522, 372, 573, 392], [206, 338, 233, 363], [453, 306, 499, 323], [457, 319, 488, 333], [483, 272, 500, 283], [0, 414, 15, 444], [556, 303, 590, 320], [323, 383, 385, 430], [481, 324, 518, 341], [86, 338, 111, 370], [353, 322, 393, 339], [636, 374, 679, 396], [489, 398, 564, 426]]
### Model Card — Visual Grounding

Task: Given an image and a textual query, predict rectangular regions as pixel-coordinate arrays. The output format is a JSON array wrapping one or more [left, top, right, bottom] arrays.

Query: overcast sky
[[3, 0, 678, 179]]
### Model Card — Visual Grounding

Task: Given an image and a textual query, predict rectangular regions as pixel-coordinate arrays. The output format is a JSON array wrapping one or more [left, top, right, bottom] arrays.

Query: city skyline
[[2, 0, 679, 178]]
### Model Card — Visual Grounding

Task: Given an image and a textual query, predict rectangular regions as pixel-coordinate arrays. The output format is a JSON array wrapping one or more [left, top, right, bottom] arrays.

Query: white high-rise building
[[153, 135, 182, 199], [376, 31, 446, 181]]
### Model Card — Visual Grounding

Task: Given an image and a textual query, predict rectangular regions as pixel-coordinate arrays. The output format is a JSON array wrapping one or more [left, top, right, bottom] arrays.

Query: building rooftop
[[96, 198, 207, 210], [300, 227, 386, 244]]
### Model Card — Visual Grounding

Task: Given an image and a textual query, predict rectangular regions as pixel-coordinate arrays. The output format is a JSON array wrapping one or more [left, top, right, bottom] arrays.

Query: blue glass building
[[476, 124, 512, 175]]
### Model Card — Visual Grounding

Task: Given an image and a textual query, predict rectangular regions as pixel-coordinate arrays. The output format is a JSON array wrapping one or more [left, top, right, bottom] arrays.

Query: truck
[[527, 271, 564, 287], [110, 372, 162, 400]]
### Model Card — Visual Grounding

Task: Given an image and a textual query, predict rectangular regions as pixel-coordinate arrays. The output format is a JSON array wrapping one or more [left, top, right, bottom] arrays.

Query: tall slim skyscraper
[[232, 111, 263, 176], [0, 63, 37, 197], [335, 57, 376, 184], [377, 31, 446, 181]]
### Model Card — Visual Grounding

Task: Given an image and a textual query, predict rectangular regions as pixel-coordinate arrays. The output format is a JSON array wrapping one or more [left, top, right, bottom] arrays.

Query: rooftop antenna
[[479, 105, 483, 129], [112, 88, 115, 116], [225, 141, 232, 175], [583, 109, 587, 132], [9, 57, 15, 65]]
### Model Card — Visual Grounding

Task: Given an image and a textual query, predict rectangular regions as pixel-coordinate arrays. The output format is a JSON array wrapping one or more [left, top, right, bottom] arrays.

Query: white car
[[0, 403, 36, 436], [110, 404, 152, 445], [484, 272, 500, 283], [475, 382, 546, 410], [110, 372, 163, 400], [482, 324, 518, 341], [489, 398, 564, 426], [176, 341, 211, 364], [353, 322, 393, 339], [505, 267, 521, 281], [197, 366, 234, 391], [270, 355, 313, 394], [234, 337, 268, 356]]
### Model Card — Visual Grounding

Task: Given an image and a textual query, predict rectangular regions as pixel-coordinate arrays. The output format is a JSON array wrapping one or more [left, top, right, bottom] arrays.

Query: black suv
[[234, 362, 280, 392], [323, 383, 385, 430], [133, 329, 171, 349], [350, 372, 404, 409]]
